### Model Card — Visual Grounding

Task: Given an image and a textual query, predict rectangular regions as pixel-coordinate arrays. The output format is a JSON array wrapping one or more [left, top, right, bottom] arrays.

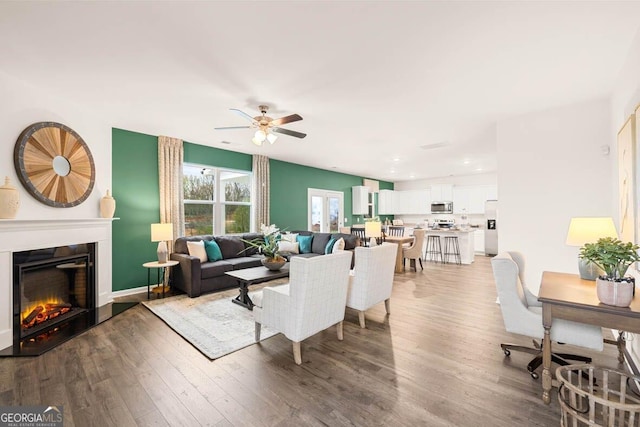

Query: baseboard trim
[[111, 285, 147, 299]]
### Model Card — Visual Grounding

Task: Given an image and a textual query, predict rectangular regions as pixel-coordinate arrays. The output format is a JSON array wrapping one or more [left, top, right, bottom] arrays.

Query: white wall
[[394, 172, 497, 191], [611, 28, 640, 368], [496, 98, 612, 292], [0, 70, 112, 218]]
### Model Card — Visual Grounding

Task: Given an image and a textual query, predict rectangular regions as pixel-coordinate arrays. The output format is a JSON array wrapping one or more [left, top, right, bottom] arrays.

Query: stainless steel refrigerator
[[485, 200, 498, 256]]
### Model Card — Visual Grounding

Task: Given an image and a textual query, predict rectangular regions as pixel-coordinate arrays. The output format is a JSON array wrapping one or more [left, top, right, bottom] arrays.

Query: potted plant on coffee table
[[579, 237, 640, 307], [243, 224, 286, 270]]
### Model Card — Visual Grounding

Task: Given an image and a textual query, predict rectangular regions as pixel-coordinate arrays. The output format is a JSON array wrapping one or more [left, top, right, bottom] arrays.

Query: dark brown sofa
[[282, 231, 359, 266], [170, 231, 359, 298], [170, 233, 264, 297]]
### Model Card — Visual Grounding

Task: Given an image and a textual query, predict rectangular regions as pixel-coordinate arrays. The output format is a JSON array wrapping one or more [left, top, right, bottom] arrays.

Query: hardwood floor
[[0, 256, 622, 426]]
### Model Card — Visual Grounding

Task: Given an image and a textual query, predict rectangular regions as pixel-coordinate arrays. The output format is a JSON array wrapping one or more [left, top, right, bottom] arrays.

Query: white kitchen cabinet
[[352, 186, 369, 215], [474, 229, 485, 253], [486, 185, 498, 200], [408, 189, 430, 214], [394, 191, 410, 214], [430, 184, 453, 202], [452, 186, 470, 214], [470, 185, 498, 214], [378, 189, 395, 215], [453, 185, 498, 214], [394, 189, 429, 214]]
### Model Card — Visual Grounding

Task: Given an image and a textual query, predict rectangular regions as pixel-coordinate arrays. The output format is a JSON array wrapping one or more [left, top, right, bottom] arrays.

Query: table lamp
[[151, 223, 174, 263], [365, 220, 382, 247], [565, 217, 618, 280]]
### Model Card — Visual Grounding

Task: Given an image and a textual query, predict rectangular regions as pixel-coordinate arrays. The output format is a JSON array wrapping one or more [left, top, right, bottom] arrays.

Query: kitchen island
[[423, 229, 476, 264]]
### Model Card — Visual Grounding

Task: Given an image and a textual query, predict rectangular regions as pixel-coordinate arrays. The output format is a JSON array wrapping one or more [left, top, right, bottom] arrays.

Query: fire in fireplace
[[13, 245, 95, 343]]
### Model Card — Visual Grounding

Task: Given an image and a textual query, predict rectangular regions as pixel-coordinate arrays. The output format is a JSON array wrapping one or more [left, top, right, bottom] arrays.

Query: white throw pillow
[[332, 237, 345, 253], [186, 240, 208, 263], [278, 240, 299, 253], [281, 233, 299, 243]]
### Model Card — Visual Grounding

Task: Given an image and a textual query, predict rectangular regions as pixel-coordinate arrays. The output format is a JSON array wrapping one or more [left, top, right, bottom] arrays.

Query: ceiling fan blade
[[270, 114, 303, 126], [272, 127, 307, 139], [230, 108, 257, 122], [214, 126, 251, 130]]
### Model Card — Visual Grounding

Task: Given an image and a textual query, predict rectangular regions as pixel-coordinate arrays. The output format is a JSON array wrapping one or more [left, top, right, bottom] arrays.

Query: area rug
[[141, 290, 279, 360]]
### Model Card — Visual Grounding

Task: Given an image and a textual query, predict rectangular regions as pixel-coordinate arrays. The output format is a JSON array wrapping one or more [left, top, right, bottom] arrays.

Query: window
[[183, 164, 252, 236]]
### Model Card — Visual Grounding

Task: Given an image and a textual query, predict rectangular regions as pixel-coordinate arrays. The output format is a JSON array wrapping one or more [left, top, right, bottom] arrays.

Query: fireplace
[[14, 245, 95, 341], [10, 244, 96, 352], [0, 218, 137, 356]]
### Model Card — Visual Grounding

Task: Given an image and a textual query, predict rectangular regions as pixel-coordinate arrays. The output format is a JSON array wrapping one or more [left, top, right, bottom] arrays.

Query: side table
[[143, 260, 179, 299]]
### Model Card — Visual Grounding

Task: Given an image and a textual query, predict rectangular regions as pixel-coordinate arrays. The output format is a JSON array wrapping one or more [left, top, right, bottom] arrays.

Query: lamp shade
[[151, 223, 173, 242], [565, 217, 618, 246], [365, 220, 382, 238]]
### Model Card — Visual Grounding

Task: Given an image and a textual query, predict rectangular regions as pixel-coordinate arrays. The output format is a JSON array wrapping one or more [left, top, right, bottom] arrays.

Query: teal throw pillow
[[297, 235, 313, 254], [204, 240, 223, 261], [325, 238, 337, 254]]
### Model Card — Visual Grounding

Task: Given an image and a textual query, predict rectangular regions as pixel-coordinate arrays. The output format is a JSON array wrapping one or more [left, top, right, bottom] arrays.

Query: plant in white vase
[[242, 224, 286, 270], [579, 237, 640, 307]]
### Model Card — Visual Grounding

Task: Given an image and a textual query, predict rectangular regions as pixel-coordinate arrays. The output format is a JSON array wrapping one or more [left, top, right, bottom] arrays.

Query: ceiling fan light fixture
[[254, 130, 267, 142], [251, 136, 263, 146], [267, 133, 277, 144]]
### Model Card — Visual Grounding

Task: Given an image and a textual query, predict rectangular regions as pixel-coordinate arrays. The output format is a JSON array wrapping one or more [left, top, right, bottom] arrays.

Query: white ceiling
[[1, 1, 639, 182]]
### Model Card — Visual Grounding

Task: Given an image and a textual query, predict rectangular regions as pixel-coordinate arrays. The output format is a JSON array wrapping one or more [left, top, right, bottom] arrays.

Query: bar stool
[[443, 236, 461, 265], [424, 235, 443, 263]]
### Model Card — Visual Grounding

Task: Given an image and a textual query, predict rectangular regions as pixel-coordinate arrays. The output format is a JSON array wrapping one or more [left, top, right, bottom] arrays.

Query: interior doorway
[[308, 189, 344, 233]]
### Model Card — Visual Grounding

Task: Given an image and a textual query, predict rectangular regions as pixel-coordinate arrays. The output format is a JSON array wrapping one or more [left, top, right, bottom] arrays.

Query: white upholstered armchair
[[492, 251, 603, 379], [252, 251, 352, 365], [346, 243, 397, 328]]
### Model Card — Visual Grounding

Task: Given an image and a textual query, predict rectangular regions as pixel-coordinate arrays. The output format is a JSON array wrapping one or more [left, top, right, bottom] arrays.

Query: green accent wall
[[111, 128, 252, 291], [184, 143, 252, 171], [112, 128, 159, 292], [112, 128, 392, 291], [270, 159, 393, 230]]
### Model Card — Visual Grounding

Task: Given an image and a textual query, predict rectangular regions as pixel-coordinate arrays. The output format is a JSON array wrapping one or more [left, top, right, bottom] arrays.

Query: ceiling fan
[[215, 105, 307, 146]]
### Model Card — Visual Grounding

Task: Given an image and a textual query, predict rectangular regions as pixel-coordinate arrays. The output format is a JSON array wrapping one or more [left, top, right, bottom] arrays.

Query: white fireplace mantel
[[0, 218, 116, 350]]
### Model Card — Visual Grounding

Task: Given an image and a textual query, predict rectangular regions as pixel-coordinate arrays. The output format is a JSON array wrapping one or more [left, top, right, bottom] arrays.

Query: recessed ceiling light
[[390, 170, 396, 174], [475, 168, 483, 172], [393, 157, 400, 162], [463, 160, 470, 165]]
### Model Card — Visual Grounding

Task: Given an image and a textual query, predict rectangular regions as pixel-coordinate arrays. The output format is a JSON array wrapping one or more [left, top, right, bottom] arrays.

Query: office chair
[[491, 252, 603, 379]]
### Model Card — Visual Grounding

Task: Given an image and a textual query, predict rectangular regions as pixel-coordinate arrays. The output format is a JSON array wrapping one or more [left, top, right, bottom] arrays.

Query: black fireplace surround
[[0, 244, 136, 357]]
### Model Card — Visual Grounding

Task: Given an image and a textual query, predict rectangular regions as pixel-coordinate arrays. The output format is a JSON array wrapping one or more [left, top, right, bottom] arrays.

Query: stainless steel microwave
[[431, 202, 453, 214]]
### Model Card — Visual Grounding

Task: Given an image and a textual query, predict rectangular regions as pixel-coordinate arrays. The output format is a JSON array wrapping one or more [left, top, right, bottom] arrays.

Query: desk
[[538, 271, 640, 404], [143, 260, 179, 299], [384, 235, 414, 273]]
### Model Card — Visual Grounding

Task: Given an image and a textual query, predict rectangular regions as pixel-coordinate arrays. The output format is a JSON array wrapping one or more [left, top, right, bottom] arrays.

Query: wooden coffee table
[[226, 264, 290, 310]]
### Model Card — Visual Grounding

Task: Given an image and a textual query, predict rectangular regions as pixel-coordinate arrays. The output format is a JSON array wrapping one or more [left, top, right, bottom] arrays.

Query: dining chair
[[350, 227, 366, 246], [387, 226, 405, 237], [403, 229, 425, 271]]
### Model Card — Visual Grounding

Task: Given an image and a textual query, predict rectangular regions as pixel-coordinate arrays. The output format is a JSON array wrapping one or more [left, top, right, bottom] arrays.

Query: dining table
[[383, 235, 415, 273]]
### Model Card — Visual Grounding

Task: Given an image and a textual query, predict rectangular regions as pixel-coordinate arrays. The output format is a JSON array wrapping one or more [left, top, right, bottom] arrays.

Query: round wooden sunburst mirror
[[13, 122, 96, 208]]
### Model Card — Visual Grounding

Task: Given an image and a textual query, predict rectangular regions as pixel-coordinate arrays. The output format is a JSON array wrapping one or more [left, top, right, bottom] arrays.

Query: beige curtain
[[253, 154, 270, 230], [158, 135, 185, 253]]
